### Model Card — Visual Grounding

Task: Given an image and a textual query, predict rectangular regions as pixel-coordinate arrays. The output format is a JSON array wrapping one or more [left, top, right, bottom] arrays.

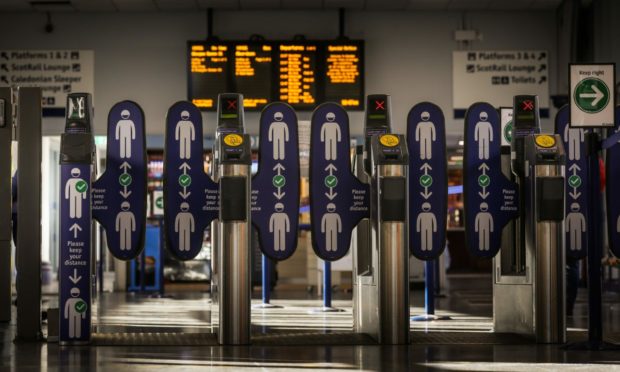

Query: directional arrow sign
[[606, 105, 620, 257], [251, 102, 300, 261], [555, 105, 588, 258], [463, 102, 519, 258], [310, 103, 369, 261], [164, 101, 219, 261], [407, 102, 447, 260], [92, 101, 147, 261], [69, 223, 82, 239], [69, 268, 82, 284], [569, 64, 615, 128]]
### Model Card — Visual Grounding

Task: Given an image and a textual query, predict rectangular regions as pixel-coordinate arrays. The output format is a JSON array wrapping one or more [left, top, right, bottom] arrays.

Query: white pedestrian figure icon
[[268, 111, 289, 160], [320, 112, 341, 161], [475, 202, 494, 251], [115, 109, 136, 159], [175, 202, 195, 252], [64, 287, 86, 339], [563, 125, 584, 161], [175, 110, 195, 160], [65, 168, 86, 219], [416, 111, 436, 160], [321, 203, 342, 252], [416, 202, 437, 251], [566, 202, 586, 251], [269, 203, 290, 252], [474, 111, 493, 160], [115, 201, 136, 251]]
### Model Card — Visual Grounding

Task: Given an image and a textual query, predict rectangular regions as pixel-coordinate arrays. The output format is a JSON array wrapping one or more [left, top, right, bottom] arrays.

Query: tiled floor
[[2, 274, 620, 371]]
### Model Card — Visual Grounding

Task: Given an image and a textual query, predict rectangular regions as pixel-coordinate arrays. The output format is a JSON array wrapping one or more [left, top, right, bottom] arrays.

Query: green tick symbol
[[273, 175, 286, 188], [478, 175, 490, 187], [119, 173, 132, 187], [420, 175, 433, 188], [325, 175, 338, 188], [179, 174, 192, 187], [568, 175, 582, 188], [75, 300, 87, 313], [75, 180, 88, 193], [155, 197, 164, 209]]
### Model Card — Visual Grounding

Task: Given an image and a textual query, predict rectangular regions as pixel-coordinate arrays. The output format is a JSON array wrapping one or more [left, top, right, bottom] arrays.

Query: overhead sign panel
[[0, 50, 94, 116], [569, 64, 615, 128], [188, 40, 364, 111], [453, 51, 549, 118]]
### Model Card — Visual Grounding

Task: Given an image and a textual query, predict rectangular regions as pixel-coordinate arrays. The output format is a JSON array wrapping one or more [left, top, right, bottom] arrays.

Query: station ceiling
[[1, 0, 563, 12]]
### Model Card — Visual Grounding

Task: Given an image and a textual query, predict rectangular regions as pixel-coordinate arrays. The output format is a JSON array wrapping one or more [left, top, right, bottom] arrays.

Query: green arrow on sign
[[574, 77, 610, 113], [155, 196, 164, 209]]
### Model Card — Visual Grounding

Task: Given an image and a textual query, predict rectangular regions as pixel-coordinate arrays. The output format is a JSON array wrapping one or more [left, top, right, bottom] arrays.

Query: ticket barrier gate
[[213, 124, 252, 344], [352, 95, 410, 344], [211, 94, 252, 345], [492, 96, 566, 343]]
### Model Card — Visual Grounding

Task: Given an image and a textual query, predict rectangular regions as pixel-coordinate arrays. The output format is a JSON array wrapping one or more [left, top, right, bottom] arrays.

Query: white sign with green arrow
[[569, 64, 615, 128]]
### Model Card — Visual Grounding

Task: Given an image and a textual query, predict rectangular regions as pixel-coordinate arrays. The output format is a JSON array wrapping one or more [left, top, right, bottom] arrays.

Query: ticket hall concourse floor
[[2, 274, 620, 371]]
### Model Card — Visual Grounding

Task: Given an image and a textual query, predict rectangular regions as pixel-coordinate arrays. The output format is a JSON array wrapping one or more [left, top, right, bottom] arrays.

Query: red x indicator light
[[226, 100, 237, 110], [375, 100, 385, 111], [522, 100, 534, 111]]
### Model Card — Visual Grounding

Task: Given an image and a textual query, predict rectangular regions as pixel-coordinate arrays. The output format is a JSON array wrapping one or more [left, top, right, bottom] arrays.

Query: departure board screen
[[324, 43, 363, 108], [189, 43, 228, 109], [278, 43, 318, 109], [187, 40, 364, 111], [233, 43, 272, 109]]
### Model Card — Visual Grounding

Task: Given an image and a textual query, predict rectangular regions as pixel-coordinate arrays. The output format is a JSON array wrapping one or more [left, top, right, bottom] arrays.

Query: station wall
[[0, 10, 559, 138]]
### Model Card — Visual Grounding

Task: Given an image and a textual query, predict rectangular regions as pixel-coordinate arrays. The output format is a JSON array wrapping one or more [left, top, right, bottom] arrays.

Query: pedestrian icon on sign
[[415, 111, 436, 160], [270, 203, 290, 252], [175, 111, 195, 160], [321, 203, 342, 252], [64, 287, 86, 339], [268, 112, 289, 160], [175, 202, 195, 252], [320, 112, 341, 161], [65, 168, 87, 219], [474, 112, 493, 160], [116, 110, 136, 159], [475, 202, 494, 251]]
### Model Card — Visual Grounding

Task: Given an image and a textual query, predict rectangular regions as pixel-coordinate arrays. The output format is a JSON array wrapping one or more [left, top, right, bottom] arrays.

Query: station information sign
[[188, 40, 364, 111]]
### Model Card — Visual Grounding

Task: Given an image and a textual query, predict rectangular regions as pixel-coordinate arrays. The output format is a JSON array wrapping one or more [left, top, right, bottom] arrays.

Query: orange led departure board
[[188, 40, 364, 111]]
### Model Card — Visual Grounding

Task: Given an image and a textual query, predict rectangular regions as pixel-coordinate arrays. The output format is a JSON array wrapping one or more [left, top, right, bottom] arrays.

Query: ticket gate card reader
[[211, 93, 253, 345], [370, 134, 409, 344], [353, 95, 392, 340], [493, 95, 566, 343]]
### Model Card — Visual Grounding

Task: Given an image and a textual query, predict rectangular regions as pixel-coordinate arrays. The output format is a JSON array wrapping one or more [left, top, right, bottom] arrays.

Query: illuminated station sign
[[188, 40, 364, 111]]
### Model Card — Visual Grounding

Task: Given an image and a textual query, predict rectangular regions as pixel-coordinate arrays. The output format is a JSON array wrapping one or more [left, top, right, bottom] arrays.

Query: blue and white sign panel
[[59, 163, 91, 343], [555, 105, 588, 259], [606, 106, 620, 257], [464, 102, 519, 258], [310, 103, 369, 261], [92, 101, 147, 260], [164, 101, 219, 260], [407, 102, 447, 260], [252, 103, 300, 261]]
